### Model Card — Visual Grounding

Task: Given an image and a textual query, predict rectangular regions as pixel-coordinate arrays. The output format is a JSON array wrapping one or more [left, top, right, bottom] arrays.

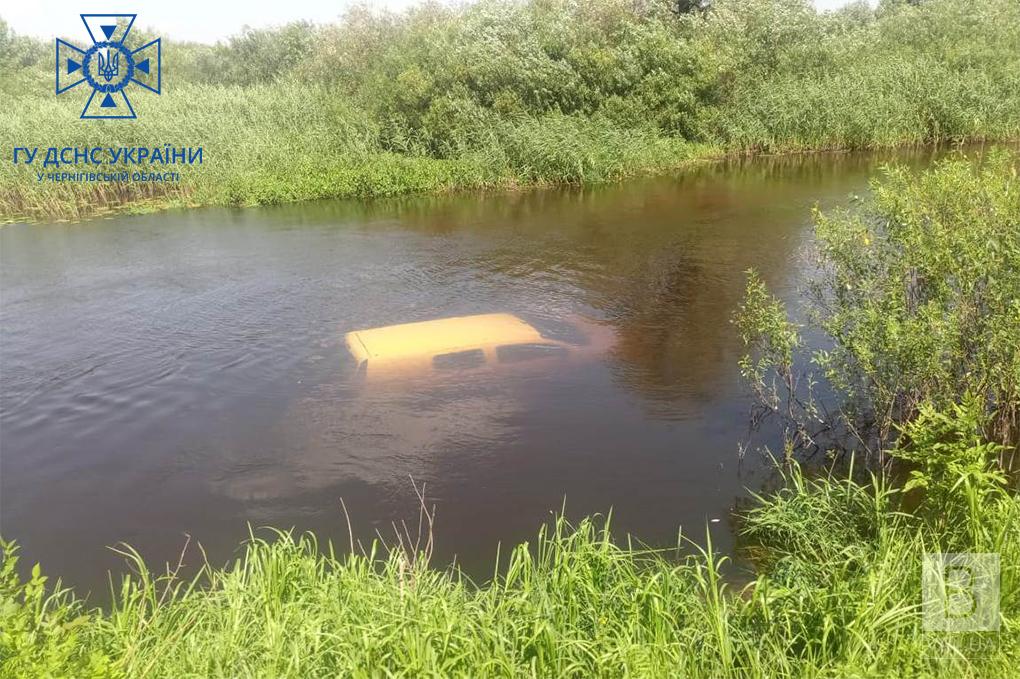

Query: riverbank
[[2, 0, 1019, 223], [3, 456, 1017, 678]]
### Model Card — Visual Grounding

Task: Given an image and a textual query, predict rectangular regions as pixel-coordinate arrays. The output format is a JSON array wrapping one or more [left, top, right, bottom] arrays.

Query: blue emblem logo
[[55, 14, 161, 119]]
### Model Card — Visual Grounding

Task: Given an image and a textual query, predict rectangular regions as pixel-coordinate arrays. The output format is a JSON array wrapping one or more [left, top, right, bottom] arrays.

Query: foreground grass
[[2, 457, 1017, 678], [2, 0, 1019, 222]]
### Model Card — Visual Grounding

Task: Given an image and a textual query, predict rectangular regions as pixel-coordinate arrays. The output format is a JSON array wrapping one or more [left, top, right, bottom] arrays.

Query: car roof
[[345, 313, 546, 364]]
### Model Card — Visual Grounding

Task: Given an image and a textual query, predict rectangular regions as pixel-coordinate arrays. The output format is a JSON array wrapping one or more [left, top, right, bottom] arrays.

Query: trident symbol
[[56, 13, 163, 119], [97, 49, 120, 81]]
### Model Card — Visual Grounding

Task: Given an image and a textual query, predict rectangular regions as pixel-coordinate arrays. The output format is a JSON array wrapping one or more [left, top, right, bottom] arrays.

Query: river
[[0, 148, 953, 594]]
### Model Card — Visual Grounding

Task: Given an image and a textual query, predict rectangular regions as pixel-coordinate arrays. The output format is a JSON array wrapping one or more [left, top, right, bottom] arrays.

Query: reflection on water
[[0, 148, 952, 593]]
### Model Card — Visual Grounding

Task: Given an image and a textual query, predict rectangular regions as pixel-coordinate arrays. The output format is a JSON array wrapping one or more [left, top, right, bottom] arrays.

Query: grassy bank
[[2, 445, 1017, 677], [2, 0, 1020, 222]]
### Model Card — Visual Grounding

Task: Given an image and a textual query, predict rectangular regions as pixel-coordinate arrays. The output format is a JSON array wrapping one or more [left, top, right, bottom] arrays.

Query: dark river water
[[0, 149, 951, 595]]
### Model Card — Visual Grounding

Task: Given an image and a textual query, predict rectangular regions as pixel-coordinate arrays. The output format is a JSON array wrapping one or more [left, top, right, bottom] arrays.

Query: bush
[[736, 151, 1020, 456]]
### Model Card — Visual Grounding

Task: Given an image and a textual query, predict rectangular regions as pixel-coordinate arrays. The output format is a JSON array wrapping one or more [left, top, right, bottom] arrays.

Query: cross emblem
[[56, 14, 161, 120]]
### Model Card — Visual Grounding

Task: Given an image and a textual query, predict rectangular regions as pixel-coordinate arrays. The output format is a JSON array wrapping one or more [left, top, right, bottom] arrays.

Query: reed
[[2, 0, 1018, 223]]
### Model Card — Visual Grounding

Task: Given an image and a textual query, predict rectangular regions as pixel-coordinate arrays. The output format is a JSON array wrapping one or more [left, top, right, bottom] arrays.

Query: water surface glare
[[1, 150, 944, 592]]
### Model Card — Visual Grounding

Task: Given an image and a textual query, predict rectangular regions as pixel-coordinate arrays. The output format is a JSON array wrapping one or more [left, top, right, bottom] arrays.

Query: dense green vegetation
[[2, 0, 1019, 221], [2, 151, 1018, 678], [736, 151, 1020, 459]]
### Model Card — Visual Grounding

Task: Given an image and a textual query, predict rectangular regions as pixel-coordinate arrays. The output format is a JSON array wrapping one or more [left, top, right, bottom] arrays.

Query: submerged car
[[345, 313, 576, 380]]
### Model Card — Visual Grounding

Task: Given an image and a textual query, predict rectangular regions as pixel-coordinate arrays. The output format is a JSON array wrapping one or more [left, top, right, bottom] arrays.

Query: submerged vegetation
[[2, 0, 1020, 221], [2, 149, 1018, 678]]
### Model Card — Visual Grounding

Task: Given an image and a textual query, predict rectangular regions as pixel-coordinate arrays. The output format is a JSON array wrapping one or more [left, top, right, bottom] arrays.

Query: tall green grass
[[3, 401, 1018, 677], [0, 82, 709, 222], [3, 454, 1017, 678], [2, 0, 1019, 222]]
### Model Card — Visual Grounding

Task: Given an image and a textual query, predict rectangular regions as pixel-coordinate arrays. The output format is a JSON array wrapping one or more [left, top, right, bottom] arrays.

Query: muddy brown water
[[0, 149, 956, 595]]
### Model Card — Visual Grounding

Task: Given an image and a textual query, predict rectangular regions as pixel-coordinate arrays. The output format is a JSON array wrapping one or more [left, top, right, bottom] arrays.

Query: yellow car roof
[[345, 313, 546, 364]]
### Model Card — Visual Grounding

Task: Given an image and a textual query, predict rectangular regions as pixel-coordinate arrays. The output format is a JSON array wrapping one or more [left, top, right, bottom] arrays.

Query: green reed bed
[[2, 0, 1019, 222], [0, 83, 711, 222]]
